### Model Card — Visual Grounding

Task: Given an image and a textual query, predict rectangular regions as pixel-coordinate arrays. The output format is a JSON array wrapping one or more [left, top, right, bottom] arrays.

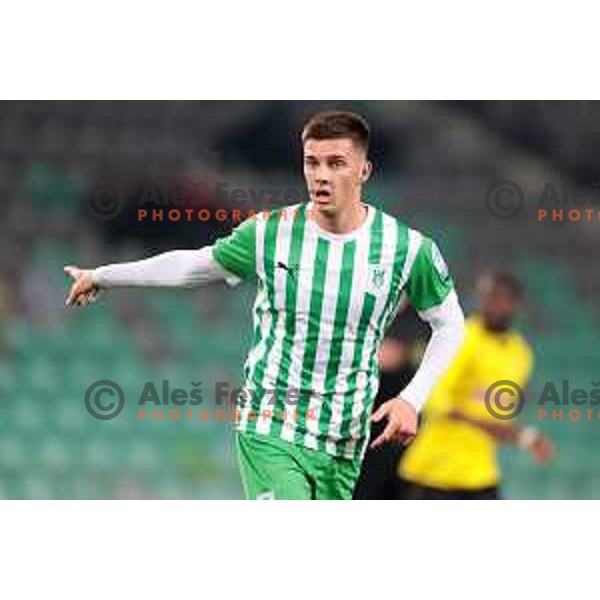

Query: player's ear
[[360, 160, 372, 184]]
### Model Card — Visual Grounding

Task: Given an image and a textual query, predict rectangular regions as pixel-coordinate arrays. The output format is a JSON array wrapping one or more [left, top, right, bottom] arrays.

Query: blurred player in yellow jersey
[[400, 271, 554, 500]]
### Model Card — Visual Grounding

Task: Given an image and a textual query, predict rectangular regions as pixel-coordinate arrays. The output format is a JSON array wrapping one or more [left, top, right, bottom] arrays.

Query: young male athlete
[[399, 272, 554, 499], [64, 110, 465, 500]]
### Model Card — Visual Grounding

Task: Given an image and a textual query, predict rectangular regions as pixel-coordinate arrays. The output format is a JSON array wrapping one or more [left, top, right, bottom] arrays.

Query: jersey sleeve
[[405, 236, 454, 312], [211, 218, 257, 282]]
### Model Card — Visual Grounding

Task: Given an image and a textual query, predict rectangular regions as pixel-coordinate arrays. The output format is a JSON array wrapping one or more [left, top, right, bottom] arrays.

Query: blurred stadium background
[[0, 100, 599, 499]]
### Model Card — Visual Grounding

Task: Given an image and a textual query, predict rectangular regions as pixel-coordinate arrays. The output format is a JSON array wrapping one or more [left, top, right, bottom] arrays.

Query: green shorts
[[235, 431, 361, 500]]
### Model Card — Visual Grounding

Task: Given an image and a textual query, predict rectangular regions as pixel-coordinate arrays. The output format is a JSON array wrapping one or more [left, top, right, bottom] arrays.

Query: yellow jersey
[[400, 314, 534, 490]]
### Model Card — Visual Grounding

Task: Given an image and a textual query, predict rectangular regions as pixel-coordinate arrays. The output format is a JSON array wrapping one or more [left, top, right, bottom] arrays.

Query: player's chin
[[313, 195, 336, 214]]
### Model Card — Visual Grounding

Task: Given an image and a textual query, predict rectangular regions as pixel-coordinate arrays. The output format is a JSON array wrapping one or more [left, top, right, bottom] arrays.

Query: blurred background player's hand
[[64, 265, 99, 308], [528, 434, 555, 464], [370, 397, 418, 448]]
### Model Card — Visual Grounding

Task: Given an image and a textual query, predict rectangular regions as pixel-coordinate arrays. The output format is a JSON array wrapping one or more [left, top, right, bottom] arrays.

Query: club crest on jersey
[[367, 263, 389, 293]]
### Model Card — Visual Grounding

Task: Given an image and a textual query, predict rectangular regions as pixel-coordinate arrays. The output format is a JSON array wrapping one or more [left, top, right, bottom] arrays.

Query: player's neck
[[482, 314, 513, 334], [313, 200, 368, 235]]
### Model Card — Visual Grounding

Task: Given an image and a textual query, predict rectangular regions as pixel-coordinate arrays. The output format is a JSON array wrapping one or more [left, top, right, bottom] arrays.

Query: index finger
[[66, 282, 84, 307], [370, 421, 395, 449], [64, 265, 80, 279]]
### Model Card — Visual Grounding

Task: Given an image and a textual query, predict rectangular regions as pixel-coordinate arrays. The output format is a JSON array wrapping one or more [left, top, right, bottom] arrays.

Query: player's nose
[[313, 165, 331, 183]]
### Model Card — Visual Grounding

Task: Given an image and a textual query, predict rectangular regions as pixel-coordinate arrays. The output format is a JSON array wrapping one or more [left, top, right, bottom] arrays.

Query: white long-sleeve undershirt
[[91, 247, 465, 412], [400, 290, 465, 412], [92, 247, 241, 289]]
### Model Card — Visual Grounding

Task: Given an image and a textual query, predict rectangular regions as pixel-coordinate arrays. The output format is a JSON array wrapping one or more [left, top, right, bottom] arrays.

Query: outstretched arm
[[64, 246, 239, 307], [447, 410, 554, 463]]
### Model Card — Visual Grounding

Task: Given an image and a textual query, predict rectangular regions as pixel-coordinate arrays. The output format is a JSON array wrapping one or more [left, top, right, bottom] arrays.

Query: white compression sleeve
[[400, 290, 466, 412], [92, 247, 241, 289]]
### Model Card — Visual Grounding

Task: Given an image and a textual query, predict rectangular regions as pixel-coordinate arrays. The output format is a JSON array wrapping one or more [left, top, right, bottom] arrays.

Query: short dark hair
[[481, 271, 525, 300], [301, 110, 370, 153]]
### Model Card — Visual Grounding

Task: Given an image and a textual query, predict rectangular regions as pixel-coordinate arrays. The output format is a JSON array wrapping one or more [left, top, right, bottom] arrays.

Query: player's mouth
[[314, 189, 332, 202]]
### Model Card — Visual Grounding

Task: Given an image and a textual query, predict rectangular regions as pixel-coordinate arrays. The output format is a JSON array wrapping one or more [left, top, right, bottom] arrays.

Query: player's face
[[480, 287, 519, 331], [303, 138, 371, 216]]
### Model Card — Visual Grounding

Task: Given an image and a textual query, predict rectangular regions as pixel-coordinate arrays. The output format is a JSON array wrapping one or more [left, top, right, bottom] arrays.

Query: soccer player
[[399, 271, 554, 500], [64, 110, 465, 500]]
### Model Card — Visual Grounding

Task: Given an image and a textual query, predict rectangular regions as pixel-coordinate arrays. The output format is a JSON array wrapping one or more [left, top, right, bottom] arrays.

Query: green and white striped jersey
[[212, 203, 454, 460]]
